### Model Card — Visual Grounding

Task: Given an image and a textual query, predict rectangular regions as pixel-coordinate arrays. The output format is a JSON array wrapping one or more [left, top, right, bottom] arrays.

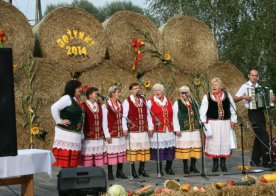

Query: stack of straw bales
[[0, 1, 34, 65]]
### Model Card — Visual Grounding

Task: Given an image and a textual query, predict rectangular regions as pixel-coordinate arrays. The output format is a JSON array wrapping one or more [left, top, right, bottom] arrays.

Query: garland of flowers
[[132, 28, 176, 96], [131, 36, 151, 89]]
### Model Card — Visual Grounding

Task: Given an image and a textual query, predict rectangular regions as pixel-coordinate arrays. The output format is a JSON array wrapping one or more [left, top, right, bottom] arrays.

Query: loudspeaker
[[57, 166, 107, 196], [0, 48, 17, 157]]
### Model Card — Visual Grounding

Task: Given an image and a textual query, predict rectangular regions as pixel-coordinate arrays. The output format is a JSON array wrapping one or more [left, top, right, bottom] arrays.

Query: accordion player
[[248, 86, 274, 110]]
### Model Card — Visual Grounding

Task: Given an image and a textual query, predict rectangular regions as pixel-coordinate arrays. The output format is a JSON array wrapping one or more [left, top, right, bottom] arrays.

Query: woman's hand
[[61, 119, 71, 126], [231, 122, 235, 129], [148, 130, 153, 137], [106, 137, 112, 143], [176, 131, 181, 137], [123, 130, 128, 136]]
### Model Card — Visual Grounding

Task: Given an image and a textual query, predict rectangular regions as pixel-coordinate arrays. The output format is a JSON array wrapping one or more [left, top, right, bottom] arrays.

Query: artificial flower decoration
[[36, 130, 48, 141], [143, 80, 151, 88], [31, 127, 40, 136], [80, 84, 89, 93], [164, 53, 171, 61], [131, 36, 144, 70], [0, 29, 7, 48], [193, 78, 201, 86]]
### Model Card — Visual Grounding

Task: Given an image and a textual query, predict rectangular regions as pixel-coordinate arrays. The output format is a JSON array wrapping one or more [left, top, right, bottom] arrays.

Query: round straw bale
[[79, 60, 138, 100], [33, 7, 106, 71], [160, 15, 218, 72], [103, 11, 161, 73], [0, 1, 34, 65], [14, 57, 71, 149]]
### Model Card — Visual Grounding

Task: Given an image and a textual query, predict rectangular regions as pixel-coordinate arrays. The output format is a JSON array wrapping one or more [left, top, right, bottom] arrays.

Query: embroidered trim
[[53, 139, 81, 151]]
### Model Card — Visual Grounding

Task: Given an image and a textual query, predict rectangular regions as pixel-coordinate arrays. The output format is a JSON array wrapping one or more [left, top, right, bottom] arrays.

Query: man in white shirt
[[234, 68, 275, 168]]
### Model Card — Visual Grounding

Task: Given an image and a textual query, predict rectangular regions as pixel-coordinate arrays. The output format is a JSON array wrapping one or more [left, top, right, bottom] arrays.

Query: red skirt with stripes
[[52, 148, 81, 168]]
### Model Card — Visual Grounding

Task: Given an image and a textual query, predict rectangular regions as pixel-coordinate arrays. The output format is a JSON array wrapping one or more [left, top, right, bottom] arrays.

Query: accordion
[[248, 87, 274, 110]]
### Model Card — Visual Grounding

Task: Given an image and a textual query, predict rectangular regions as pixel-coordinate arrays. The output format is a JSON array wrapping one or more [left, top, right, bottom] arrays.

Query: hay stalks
[[19, 58, 41, 149]]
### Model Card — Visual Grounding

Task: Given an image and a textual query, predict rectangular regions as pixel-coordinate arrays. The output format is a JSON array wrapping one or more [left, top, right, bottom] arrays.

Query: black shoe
[[165, 168, 175, 175], [156, 161, 164, 176], [183, 160, 190, 174], [165, 160, 175, 175], [131, 164, 139, 178], [220, 158, 228, 172], [116, 170, 128, 179], [212, 158, 219, 172], [108, 173, 115, 180], [107, 165, 114, 180], [138, 170, 150, 177], [138, 162, 149, 177], [190, 158, 200, 173]]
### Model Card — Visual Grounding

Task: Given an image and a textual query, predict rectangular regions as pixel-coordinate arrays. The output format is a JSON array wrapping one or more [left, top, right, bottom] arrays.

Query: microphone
[[97, 93, 108, 102], [136, 92, 145, 97]]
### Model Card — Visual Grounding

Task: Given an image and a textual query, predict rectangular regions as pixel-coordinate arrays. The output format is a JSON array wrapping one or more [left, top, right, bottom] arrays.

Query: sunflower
[[164, 53, 171, 61], [193, 78, 201, 86], [143, 80, 151, 88], [31, 127, 40, 136]]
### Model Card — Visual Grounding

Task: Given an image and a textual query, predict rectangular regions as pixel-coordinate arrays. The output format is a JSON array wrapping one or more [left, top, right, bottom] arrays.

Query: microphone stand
[[190, 98, 219, 179], [224, 90, 267, 175], [260, 88, 276, 171], [139, 96, 163, 185], [224, 98, 248, 175]]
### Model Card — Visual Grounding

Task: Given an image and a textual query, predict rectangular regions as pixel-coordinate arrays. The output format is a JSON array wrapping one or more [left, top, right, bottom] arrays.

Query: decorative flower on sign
[[0, 29, 7, 48], [131, 36, 144, 70]]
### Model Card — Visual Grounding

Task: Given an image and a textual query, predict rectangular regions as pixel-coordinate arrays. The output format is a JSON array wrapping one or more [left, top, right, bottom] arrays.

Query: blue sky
[[12, 0, 147, 25]]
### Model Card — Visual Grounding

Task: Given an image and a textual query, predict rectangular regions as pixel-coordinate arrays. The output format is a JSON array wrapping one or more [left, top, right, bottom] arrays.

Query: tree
[[146, 0, 275, 88], [43, 1, 151, 23], [97, 1, 144, 22], [43, 0, 99, 17]]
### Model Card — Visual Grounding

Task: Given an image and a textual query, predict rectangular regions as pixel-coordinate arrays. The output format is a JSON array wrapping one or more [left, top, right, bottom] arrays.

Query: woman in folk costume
[[102, 85, 127, 180], [147, 83, 175, 175], [199, 78, 237, 172], [173, 86, 201, 174], [51, 80, 84, 168], [122, 83, 153, 178], [81, 87, 107, 167]]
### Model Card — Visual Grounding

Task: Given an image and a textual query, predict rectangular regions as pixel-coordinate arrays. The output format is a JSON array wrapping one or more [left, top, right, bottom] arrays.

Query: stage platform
[[0, 150, 273, 195]]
